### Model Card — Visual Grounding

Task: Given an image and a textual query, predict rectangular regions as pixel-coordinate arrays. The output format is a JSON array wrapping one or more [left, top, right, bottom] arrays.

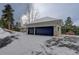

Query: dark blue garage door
[[35, 26, 54, 36], [28, 27, 34, 34]]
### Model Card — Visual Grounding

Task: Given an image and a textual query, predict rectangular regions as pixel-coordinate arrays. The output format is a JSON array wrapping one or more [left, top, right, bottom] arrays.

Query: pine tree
[[14, 22, 20, 31], [1, 4, 14, 30], [65, 17, 73, 32]]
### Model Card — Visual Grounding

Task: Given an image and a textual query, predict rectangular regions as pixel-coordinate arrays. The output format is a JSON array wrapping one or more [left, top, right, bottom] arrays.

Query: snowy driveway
[[0, 31, 79, 55], [0, 32, 52, 55]]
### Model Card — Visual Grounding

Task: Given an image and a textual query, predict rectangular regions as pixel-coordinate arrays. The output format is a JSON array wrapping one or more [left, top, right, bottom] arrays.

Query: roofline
[[26, 19, 63, 25]]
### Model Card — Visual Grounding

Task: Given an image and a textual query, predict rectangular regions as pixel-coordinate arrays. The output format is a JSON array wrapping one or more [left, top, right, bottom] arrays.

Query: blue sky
[[0, 3, 79, 25], [0, 3, 26, 22]]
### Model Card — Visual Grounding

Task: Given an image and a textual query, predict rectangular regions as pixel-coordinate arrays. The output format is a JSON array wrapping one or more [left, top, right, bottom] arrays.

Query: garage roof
[[27, 17, 63, 26]]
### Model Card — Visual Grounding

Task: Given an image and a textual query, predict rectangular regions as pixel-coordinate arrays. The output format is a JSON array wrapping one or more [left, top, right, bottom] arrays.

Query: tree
[[26, 3, 39, 23], [75, 26, 79, 35], [72, 25, 79, 35], [65, 17, 73, 32], [15, 22, 20, 28], [61, 17, 74, 34], [14, 22, 21, 31], [0, 19, 4, 28], [1, 4, 14, 30]]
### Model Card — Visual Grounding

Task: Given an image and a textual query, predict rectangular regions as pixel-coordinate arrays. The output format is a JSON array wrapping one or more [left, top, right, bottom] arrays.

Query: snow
[[0, 32, 52, 55], [50, 46, 76, 55], [0, 28, 13, 39], [0, 28, 79, 55], [27, 17, 63, 26], [32, 17, 58, 23]]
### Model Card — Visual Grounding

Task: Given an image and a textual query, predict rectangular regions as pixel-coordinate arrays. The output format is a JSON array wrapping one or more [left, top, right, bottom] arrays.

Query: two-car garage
[[26, 17, 63, 36], [28, 26, 54, 36]]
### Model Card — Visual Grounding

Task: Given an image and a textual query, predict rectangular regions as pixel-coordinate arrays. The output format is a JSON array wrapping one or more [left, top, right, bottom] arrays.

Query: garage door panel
[[35, 26, 54, 36]]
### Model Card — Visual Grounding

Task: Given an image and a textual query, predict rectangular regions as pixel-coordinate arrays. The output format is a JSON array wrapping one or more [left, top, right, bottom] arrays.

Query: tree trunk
[[8, 22, 11, 30]]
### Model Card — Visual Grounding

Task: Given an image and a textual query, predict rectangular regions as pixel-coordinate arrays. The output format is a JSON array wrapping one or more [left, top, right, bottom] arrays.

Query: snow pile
[[44, 36, 79, 55], [0, 28, 13, 39], [49, 46, 76, 55], [0, 28, 18, 49]]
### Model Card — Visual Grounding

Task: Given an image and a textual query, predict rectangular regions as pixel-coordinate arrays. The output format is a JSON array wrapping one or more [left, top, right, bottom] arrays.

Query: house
[[26, 17, 63, 36]]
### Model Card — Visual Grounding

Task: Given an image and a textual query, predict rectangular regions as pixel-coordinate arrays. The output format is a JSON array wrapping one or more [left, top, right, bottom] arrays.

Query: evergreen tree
[[0, 19, 4, 28], [14, 22, 20, 31], [65, 17, 73, 32], [15, 22, 20, 28], [1, 4, 14, 30]]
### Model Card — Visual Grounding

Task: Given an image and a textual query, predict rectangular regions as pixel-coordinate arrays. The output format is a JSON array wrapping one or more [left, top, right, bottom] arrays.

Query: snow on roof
[[27, 17, 63, 25], [33, 17, 58, 23]]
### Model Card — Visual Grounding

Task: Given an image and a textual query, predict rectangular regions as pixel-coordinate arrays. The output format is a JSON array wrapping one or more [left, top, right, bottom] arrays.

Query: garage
[[35, 26, 54, 36], [28, 26, 54, 36], [26, 17, 63, 36]]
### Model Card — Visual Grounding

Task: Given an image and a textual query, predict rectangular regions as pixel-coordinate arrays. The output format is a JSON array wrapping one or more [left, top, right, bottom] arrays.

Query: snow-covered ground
[[0, 29, 52, 55], [0, 28, 13, 39], [0, 28, 79, 55]]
